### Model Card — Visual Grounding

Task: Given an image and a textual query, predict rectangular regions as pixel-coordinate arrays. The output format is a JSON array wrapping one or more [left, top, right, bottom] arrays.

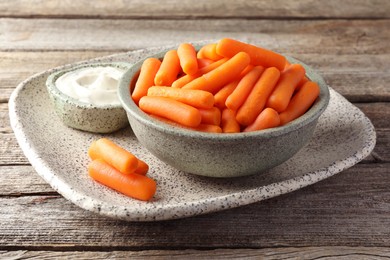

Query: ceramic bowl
[[46, 62, 132, 133], [118, 51, 330, 178]]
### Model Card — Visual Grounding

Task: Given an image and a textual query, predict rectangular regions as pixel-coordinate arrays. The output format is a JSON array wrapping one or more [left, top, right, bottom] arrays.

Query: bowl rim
[[118, 48, 330, 141], [46, 61, 133, 109]]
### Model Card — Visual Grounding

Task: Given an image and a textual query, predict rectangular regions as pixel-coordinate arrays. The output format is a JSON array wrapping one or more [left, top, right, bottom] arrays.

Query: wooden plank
[[1, 247, 390, 259], [0, 163, 389, 248], [0, 0, 388, 19], [0, 19, 388, 55], [0, 165, 54, 195], [1, 51, 389, 102]]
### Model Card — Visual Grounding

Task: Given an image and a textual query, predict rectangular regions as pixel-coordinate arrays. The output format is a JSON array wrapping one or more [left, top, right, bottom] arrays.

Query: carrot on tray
[[216, 38, 286, 71], [236, 67, 281, 126], [88, 138, 139, 174], [183, 52, 250, 94], [139, 96, 201, 127], [225, 66, 264, 111], [88, 159, 156, 201], [154, 49, 181, 86], [197, 43, 223, 61], [134, 159, 149, 176], [198, 107, 221, 125], [266, 64, 306, 113], [171, 58, 228, 88], [132, 58, 161, 104], [177, 43, 198, 75], [243, 108, 280, 132], [221, 108, 241, 133], [279, 81, 320, 125], [147, 86, 214, 109]]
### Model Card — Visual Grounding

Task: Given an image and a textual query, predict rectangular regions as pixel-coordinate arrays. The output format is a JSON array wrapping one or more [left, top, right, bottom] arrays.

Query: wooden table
[[1, 1, 389, 258]]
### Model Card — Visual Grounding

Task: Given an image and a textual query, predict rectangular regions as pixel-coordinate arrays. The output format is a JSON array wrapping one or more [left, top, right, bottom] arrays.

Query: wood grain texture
[[0, 0, 388, 19], [1, 247, 390, 259], [1, 18, 388, 54], [0, 164, 389, 248]]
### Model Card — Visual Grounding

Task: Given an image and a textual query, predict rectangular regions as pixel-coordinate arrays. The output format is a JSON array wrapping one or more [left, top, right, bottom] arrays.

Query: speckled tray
[[9, 47, 376, 221]]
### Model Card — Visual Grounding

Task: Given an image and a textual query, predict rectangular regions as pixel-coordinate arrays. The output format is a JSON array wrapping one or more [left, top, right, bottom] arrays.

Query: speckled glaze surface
[[46, 62, 132, 133], [119, 51, 329, 178], [9, 45, 376, 221]]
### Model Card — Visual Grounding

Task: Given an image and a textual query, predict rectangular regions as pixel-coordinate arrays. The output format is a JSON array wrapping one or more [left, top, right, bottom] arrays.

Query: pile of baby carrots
[[88, 138, 156, 201], [132, 38, 320, 133]]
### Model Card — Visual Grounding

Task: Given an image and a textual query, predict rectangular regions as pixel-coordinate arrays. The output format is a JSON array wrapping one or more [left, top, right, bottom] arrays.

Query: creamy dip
[[56, 66, 125, 106]]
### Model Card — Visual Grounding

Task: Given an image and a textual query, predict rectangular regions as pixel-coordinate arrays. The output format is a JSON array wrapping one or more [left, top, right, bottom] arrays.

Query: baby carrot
[[198, 107, 221, 125], [236, 67, 281, 126], [171, 58, 228, 88], [154, 50, 181, 86], [294, 76, 310, 93], [147, 86, 214, 109], [243, 108, 280, 132], [177, 43, 198, 75], [132, 58, 161, 104], [88, 159, 156, 201], [139, 96, 201, 127], [134, 159, 149, 176], [195, 124, 223, 133], [214, 80, 239, 110], [279, 81, 320, 125], [225, 66, 264, 111], [197, 43, 224, 61], [266, 64, 306, 113], [197, 58, 214, 68], [221, 108, 241, 133], [88, 138, 139, 174], [183, 52, 250, 94], [149, 114, 222, 133], [216, 38, 287, 71]]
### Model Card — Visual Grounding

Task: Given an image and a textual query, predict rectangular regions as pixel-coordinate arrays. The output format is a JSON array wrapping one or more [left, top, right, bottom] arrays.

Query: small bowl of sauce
[[46, 62, 132, 133]]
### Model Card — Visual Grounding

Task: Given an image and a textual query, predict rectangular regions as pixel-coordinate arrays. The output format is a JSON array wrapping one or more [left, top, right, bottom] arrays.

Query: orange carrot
[[195, 124, 223, 133], [197, 58, 214, 68], [221, 108, 241, 133], [88, 159, 156, 201], [236, 67, 281, 126], [198, 107, 221, 125], [154, 50, 181, 86], [134, 159, 149, 176], [139, 96, 201, 127], [88, 138, 139, 174], [294, 76, 310, 93], [183, 52, 250, 94], [177, 43, 198, 75], [266, 64, 306, 113], [216, 38, 286, 71], [150, 114, 221, 133], [171, 58, 228, 88], [243, 108, 280, 132], [225, 66, 264, 111], [279, 81, 320, 125], [197, 43, 223, 61], [214, 80, 239, 110], [147, 86, 214, 109], [132, 58, 161, 104]]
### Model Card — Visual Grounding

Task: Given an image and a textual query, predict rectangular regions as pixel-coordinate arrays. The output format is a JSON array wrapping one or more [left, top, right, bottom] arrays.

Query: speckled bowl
[[118, 51, 330, 178], [46, 62, 132, 133]]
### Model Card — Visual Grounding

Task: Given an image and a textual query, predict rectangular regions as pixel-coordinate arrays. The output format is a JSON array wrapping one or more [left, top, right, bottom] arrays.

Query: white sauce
[[56, 66, 125, 106]]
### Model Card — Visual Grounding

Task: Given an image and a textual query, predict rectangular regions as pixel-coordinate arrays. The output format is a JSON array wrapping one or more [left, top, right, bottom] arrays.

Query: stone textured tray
[[9, 46, 376, 221]]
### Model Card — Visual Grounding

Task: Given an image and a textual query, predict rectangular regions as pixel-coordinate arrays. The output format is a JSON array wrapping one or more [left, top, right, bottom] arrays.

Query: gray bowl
[[118, 50, 330, 178], [46, 62, 132, 134]]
